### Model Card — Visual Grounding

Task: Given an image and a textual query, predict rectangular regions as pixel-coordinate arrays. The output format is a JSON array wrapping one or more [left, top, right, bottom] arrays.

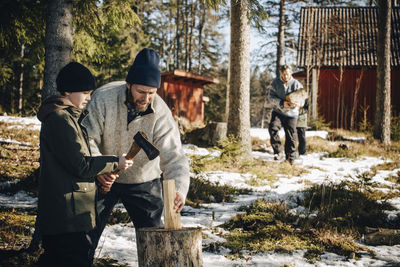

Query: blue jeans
[[88, 179, 163, 261]]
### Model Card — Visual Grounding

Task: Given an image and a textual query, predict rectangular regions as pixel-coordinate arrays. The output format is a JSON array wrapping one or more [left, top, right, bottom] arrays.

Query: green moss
[[186, 176, 250, 206], [221, 199, 375, 261]]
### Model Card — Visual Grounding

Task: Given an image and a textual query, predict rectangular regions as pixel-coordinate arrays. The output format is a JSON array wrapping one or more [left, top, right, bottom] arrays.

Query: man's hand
[[174, 192, 185, 213], [283, 100, 297, 108], [97, 173, 118, 193]]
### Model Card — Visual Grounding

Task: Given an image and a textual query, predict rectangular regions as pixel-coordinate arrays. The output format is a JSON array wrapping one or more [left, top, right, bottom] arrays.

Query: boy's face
[[65, 91, 92, 109], [127, 83, 157, 112]]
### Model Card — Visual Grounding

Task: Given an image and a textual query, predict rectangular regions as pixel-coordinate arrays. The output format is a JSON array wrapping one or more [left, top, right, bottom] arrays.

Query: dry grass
[[305, 134, 400, 161], [0, 144, 40, 183], [0, 211, 35, 250], [0, 122, 40, 184], [0, 122, 40, 146]]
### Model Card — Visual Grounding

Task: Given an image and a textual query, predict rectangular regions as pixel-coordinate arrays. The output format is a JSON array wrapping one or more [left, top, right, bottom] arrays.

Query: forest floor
[[1, 115, 400, 266]]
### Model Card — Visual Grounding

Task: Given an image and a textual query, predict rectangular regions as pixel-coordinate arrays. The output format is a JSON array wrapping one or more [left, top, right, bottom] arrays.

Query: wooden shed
[[296, 6, 400, 129], [158, 70, 219, 128]]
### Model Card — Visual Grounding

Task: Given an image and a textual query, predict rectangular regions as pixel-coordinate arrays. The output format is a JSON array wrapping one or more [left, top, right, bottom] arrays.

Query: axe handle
[[125, 142, 141, 160], [113, 142, 140, 175], [99, 141, 141, 194]]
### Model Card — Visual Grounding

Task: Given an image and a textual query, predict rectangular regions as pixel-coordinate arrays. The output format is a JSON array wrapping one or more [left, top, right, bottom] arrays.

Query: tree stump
[[184, 121, 227, 146], [136, 227, 203, 267], [135, 179, 203, 267]]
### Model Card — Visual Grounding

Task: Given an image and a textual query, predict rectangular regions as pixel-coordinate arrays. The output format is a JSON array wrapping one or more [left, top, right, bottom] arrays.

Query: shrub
[[391, 115, 400, 141], [308, 116, 331, 131]]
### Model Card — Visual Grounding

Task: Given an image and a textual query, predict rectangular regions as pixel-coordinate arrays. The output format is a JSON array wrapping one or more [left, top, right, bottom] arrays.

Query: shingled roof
[[297, 7, 400, 68]]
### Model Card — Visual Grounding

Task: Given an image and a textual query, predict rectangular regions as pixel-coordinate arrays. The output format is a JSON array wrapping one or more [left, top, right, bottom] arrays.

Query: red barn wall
[[159, 76, 204, 126], [317, 68, 400, 129]]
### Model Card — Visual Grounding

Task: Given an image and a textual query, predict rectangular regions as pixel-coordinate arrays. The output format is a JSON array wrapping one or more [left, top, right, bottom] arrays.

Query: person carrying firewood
[[267, 64, 304, 164]]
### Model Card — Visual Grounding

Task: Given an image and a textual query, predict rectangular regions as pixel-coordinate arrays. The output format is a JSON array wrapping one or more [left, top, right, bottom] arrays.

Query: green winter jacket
[[37, 96, 119, 235]]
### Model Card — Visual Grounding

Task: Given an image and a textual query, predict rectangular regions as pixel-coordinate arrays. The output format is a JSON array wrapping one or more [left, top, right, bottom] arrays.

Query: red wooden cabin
[[158, 70, 219, 128], [296, 7, 400, 129]]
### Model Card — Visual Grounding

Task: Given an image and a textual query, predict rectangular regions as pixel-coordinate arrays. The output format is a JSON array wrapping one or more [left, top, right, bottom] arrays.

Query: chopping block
[[136, 179, 203, 267]]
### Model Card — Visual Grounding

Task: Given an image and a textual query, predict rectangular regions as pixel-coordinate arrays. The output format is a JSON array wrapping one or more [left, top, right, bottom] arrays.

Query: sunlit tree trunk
[[374, 0, 391, 145], [175, 0, 181, 70], [197, 1, 206, 74], [18, 44, 25, 115], [42, 0, 73, 100], [276, 0, 285, 77], [228, 0, 251, 156]]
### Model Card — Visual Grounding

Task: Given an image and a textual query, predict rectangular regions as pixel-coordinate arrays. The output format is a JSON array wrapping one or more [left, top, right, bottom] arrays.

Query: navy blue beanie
[[56, 62, 96, 92], [126, 48, 161, 88]]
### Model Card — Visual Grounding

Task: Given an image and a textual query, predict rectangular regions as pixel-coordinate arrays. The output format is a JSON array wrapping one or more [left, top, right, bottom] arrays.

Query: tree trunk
[[197, 1, 206, 75], [136, 227, 203, 267], [42, 0, 73, 100], [228, 0, 251, 156], [350, 70, 364, 130], [276, 0, 285, 77], [175, 0, 181, 70], [188, 1, 195, 72], [18, 44, 25, 115], [374, 0, 391, 145], [184, 0, 189, 71]]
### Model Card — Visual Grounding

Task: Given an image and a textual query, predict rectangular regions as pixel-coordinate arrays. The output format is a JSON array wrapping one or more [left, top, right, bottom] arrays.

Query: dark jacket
[[37, 96, 119, 235]]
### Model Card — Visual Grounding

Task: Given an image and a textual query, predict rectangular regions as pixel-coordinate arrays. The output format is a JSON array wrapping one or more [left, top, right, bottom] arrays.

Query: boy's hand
[[97, 173, 118, 193], [118, 154, 133, 171]]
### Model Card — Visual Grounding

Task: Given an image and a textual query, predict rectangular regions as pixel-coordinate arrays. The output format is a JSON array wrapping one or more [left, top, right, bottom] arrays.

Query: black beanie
[[126, 48, 161, 88], [56, 62, 96, 92]]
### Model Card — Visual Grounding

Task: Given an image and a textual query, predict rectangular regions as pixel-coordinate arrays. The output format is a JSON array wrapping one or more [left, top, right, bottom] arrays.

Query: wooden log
[[364, 227, 400, 245], [136, 227, 203, 267], [163, 179, 181, 230]]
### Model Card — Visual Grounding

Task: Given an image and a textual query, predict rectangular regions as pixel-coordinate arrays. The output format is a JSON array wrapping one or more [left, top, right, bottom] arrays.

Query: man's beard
[[134, 100, 149, 112]]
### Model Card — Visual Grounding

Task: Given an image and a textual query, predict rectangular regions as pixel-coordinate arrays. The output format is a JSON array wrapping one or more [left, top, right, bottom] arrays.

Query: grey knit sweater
[[268, 77, 303, 118], [82, 81, 190, 198]]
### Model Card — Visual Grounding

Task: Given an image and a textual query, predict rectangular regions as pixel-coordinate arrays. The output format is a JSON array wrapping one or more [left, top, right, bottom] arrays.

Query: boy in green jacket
[[36, 62, 133, 267]]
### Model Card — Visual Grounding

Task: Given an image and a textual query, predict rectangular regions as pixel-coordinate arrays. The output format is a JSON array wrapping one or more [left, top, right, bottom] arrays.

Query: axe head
[[134, 131, 160, 160]]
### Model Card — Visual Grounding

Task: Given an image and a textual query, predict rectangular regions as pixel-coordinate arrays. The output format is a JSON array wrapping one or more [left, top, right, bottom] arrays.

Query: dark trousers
[[38, 232, 93, 267], [268, 111, 298, 160], [88, 179, 163, 261], [296, 127, 306, 155]]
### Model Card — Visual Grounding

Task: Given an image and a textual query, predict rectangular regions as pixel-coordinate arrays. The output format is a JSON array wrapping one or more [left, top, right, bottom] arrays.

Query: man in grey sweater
[[268, 65, 303, 164], [82, 48, 190, 260]]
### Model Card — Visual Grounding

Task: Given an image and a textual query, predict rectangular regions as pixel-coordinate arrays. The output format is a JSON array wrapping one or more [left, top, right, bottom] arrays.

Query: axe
[[99, 131, 160, 194], [114, 131, 160, 175]]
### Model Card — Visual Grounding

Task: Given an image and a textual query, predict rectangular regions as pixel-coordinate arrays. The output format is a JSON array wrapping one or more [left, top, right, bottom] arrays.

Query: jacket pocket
[[71, 182, 96, 216]]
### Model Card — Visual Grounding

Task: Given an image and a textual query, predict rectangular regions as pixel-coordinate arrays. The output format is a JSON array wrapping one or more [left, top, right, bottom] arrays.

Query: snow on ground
[[0, 115, 41, 131], [1, 115, 400, 266]]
